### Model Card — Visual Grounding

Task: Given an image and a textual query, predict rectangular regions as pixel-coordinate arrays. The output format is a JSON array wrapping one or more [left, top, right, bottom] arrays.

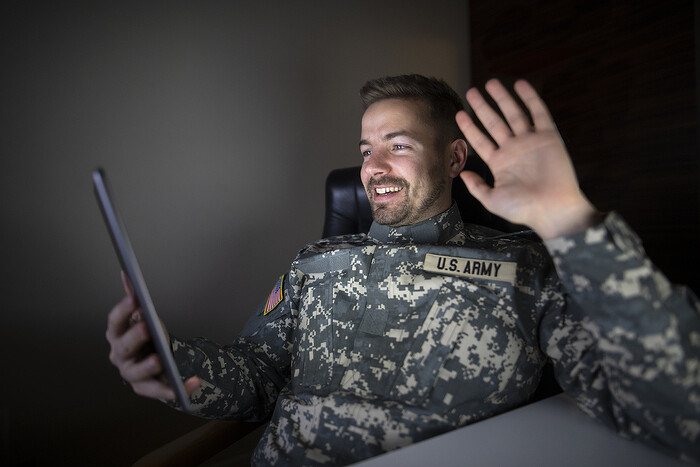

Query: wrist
[[533, 197, 602, 240]]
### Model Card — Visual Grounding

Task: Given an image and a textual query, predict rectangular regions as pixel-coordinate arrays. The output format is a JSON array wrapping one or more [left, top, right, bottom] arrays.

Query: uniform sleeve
[[167, 273, 297, 422], [539, 212, 700, 462]]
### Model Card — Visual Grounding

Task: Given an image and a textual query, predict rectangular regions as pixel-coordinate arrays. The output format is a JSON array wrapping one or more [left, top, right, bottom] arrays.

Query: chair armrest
[[133, 419, 265, 467]]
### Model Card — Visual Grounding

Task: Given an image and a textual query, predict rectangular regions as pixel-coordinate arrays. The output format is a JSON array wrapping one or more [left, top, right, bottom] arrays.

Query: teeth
[[376, 186, 402, 195]]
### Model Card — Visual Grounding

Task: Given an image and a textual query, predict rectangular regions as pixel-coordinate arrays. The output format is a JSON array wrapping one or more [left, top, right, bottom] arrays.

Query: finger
[[106, 295, 137, 341], [184, 376, 202, 395], [513, 80, 556, 131], [456, 110, 497, 160], [459, 171, 492, 205], [121, 271, 136, 301], [131, 379, 176, 401], [108, 321, 151, 364], [485, 79, 532, 135], [128, 310, 144, 326], [131, 376, 201, 402], [465, 87, 512, 144], [119, 352, 163, 383]]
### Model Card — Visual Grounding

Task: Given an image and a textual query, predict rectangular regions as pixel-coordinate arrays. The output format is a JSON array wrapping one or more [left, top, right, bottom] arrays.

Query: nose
[[362, 149, 391, 179]]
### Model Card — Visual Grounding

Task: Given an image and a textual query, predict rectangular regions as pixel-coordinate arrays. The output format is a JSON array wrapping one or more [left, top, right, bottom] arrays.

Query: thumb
[[121, 270, 136, 300], [184, 376, 202, 395], [459, 171, 492, 205]]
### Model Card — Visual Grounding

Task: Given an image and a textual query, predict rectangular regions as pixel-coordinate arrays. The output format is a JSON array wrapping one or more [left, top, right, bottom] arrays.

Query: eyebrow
[[359, 130, 414, 148]]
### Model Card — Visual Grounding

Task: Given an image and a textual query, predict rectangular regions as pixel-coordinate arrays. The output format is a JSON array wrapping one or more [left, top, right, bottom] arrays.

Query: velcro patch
[[424, 253, 517, 285], [264, 274, 285, 315]]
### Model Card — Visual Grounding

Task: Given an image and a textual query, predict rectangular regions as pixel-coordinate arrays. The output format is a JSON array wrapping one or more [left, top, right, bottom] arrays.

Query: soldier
[[106, 75, 700, 465]]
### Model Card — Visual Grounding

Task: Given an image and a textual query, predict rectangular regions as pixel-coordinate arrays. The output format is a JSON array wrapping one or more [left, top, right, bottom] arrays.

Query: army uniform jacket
[[170, 205, 700, 465]]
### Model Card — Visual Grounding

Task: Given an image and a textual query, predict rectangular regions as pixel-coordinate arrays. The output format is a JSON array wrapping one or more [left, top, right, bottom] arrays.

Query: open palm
[[456, 79, 598, 239]]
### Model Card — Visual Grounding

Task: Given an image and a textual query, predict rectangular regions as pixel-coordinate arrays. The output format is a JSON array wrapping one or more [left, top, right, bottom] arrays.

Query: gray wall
[[1, 1, 470, 465]]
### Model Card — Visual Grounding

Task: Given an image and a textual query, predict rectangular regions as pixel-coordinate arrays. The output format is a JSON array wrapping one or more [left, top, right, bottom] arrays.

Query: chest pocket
[[342, 271, 510, 407], [386, 283, 474, 405], [337, 273, 476, 406], [291, 253, 350, 392]]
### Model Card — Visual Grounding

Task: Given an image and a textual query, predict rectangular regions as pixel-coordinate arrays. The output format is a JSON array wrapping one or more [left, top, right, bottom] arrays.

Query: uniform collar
[[368, 203, 464, 245]]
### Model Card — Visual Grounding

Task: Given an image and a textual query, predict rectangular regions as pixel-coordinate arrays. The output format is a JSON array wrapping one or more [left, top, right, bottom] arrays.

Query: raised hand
[[456, 79, 599, 239]]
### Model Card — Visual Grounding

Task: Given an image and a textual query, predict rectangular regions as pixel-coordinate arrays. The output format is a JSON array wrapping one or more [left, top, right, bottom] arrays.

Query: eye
[[361, 149, 372, 158], [393, 144, 408, 151]]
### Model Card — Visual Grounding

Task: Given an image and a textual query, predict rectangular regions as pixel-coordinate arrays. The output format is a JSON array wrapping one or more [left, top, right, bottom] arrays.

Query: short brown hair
[[360, 74, 465, 148]]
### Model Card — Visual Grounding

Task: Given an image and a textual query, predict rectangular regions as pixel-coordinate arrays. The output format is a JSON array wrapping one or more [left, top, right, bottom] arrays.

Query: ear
[[448, 139, 468, 178]]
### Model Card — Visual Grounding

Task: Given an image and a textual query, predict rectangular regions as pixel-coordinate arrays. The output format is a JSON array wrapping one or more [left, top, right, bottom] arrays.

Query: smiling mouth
[[375, 186, 403, 195]]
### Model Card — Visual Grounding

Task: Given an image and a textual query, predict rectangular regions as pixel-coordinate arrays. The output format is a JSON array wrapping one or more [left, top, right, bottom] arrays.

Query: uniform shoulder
[[463, 223, 542, 246], [295, 233, 373, 261]]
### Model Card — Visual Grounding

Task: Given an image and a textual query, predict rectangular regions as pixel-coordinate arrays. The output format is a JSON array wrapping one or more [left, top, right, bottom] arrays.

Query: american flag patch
[[264, 274, 285, 315]]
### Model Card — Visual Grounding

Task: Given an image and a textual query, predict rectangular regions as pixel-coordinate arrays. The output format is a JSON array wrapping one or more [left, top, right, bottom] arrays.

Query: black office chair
[[135, 163, 559, 466]]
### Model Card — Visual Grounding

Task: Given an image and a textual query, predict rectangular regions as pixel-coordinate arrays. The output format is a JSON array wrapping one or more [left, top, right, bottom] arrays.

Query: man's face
[[360, 98, 453, 227]]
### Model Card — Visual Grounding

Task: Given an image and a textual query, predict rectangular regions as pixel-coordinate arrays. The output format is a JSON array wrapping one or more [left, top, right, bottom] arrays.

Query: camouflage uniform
[[170, 204, 700, 465]]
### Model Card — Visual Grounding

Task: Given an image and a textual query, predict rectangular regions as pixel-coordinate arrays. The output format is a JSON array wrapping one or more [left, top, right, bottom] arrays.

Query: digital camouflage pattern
[[169, 204, 700, 465]]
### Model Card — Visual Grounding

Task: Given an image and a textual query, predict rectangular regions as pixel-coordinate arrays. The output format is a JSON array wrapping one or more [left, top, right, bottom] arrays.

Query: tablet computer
[[93, 168, 192, 413]]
